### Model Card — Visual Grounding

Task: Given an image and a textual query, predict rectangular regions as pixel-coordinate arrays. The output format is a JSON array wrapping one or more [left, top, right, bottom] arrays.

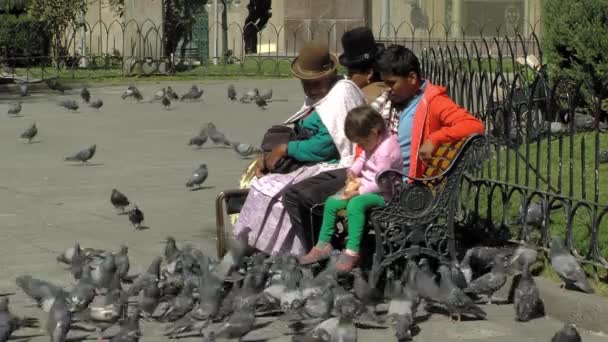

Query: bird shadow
[[9, 333, 45, 340], [0, 292, 15, 296], [189, 186, 215, 192], [117, 212, 129, 216], [8, 115, 24, 118], [26, 140, 42, 144], [135, 225, 151, 231], [67, 163, 104, 167], [251, 321, 273, 330]]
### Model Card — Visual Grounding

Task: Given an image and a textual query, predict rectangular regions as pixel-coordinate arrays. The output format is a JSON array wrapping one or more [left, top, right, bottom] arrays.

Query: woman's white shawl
[[283, 79, 365, 168]]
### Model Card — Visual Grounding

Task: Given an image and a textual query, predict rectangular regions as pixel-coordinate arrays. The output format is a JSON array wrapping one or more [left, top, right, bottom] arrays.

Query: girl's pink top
[[349, 132, 403, 199]]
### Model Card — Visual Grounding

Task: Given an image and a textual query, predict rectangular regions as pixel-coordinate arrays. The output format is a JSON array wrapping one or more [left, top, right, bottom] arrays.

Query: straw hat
[[290, 42, 338, 80]]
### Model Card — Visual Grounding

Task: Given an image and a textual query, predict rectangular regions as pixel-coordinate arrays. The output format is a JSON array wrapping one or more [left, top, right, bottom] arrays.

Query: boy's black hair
[[375, 44, 421, 77], [344, 105, 386, 141]]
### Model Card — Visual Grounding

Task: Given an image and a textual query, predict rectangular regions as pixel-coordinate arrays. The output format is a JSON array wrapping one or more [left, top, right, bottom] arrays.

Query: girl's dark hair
[[344, 105, 386, 141], [375, 44, 421, 77]]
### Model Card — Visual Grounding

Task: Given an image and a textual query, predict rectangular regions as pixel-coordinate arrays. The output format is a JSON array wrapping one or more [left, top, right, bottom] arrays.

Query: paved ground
[[1, 79, 607, 341]]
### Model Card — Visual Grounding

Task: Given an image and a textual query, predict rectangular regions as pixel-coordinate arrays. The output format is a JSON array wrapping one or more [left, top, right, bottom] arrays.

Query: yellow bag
[[229, 159, 258, 224]]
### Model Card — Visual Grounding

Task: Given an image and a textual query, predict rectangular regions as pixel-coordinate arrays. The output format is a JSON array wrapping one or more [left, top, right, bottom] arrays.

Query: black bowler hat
[[339, 27, 382, 67]]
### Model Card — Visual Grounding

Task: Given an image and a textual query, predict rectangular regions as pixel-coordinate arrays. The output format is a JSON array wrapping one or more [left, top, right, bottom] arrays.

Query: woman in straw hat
[[232, 42, 366, 256]]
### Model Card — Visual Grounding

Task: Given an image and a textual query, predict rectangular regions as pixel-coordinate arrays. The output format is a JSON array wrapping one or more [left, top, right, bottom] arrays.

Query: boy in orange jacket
[[374, 44, 485, 178]]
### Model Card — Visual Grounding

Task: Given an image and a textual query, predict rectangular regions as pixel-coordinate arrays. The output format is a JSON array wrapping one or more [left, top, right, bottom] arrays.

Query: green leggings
[[317, 193, 385, 252]]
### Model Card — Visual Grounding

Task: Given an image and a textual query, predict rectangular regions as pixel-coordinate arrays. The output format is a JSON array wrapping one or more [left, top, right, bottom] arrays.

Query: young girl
[[299, 105, 403, 272]]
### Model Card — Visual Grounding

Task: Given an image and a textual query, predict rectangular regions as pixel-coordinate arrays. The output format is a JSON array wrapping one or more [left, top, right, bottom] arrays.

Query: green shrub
[[0, 14, 50, 67], [543, 0, 608, 95]]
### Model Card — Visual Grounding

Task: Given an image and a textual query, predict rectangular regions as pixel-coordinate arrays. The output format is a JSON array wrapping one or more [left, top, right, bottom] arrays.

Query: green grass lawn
[[8, 57, 298, 84], [467, 131, 608, 290]]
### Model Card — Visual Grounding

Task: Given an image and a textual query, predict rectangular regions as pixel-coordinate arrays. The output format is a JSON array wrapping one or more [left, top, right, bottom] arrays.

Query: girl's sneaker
[[299, 244, 333, 265]]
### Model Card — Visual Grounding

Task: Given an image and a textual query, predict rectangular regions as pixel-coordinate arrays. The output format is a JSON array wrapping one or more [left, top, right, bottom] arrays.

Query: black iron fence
[[1, 19, 606, 271]]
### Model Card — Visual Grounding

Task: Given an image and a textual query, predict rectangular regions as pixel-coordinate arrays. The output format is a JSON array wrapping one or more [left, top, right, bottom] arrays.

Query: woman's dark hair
[[375, 44, 421, 77], [344, 105, 386, 141]]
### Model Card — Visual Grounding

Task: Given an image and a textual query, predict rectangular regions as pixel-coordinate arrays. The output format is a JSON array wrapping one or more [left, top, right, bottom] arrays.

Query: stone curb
[[496, 276, 608, 333]]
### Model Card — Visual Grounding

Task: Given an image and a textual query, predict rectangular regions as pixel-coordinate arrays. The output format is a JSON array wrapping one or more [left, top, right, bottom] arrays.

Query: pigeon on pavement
[[46, 295, 71, 342], [110, 308, 141, 342], [64, 145, 96, 163], [19, 83, 29, 97], [186, 164, 208, 189], [121, 85, 143, 102], [20, 123, 37, 143], [255, 95, 267, 109], [80, 87, 90, 103], [46, 79, 70, 93], [464, 253, 509, 304], [232, 142, 262, 158], [128, 206, 144, 230], [0, 297, 39, 342], [513, 260, 544, 322], [89, 99, 103, 109], [59, 99, 79, 111], [180, 85, 203, 101], [162, 96, 171, 110], [166, 86, 179, 100], [207, 123, 231, 146], [227, 84, 237, 101], [7, 102, 21, 117], [15, 275, 68, 312], [550, 236, 594, 293], [111, 189, 130, 213], [259, 88, 273, 101], [188, 135, 207, 149], [551, 323, 582, 342], [437, 265, 487, 322]]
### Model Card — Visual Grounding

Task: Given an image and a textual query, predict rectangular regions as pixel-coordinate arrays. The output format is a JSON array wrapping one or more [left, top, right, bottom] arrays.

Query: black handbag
[[260, 124, 312, 174]]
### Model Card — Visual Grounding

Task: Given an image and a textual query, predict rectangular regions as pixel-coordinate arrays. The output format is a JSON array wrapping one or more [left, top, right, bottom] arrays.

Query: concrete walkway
[[0, 79, 607, 341]]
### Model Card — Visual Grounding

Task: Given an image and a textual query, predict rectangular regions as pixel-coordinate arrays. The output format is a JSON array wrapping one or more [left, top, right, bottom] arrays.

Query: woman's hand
[[346, 170, 357, 182], [255, 155, 267, 178], [265, 143, 288, 172], [419, 139, 436, 161], [342, 189, 359, 200]]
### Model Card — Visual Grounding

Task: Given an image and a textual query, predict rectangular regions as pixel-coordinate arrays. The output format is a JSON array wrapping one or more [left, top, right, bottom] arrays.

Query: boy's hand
[[419, 139, 436, 161]]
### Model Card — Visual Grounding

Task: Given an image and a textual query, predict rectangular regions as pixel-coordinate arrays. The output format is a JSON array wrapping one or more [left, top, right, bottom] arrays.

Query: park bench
[[214, 134, 488, 269]]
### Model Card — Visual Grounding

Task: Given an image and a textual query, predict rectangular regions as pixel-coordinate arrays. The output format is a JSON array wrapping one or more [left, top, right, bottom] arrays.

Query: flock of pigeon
[[1, 80, 596, 342], [0, 223, 595, 342]]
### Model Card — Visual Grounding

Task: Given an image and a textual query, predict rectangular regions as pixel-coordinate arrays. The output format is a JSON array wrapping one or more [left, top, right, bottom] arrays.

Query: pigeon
[[114, 245, 131, 281], [160, 282, 196, 322], [186, 164, 208, 189], [46, 79, 70, 93], [89, 99, 103, 109], [162, 96, 171, 110], [207, 123, 231, 146], [394, 312, 414, 342], [68, 242, 87, 280], [551, 323, 582, 342], [59, 99, 79, 111], [128, 206, 144, 230], [0, 297, 39, 342], [166, 86, 179, 100], [213, 297, 257, 340], [110, 308, 141, 342], [111, 189, 130, 213], [91, 254, 117, 290], [180, 85, 204, 101], [80, 87, 90, 103], [599, 150, 608, 164], [67, 266, 96, 313], [46, 295, 71, 342], [15, 275, 68, 312], [121, 85, 143, 102], [138, 281, 161, 318], [550, 236, 594, 293], [128, 257, 162, 296], [408, 260, 439, 303], [513, 260, 544, 322], [152, 88, 166, 102], [437, 265, 487, 322], [239, 89, 257, 103], [20, 123, 37, 143], [334, 303, 357, 342], [519, 201, 546, 227], [510, 244, 538, 273], [232, 142, 262, 158], [449, 260, 469, 290], [227, 84, 237, 101], [7, 102, 21, 116], [573, 114, 595, 131], [259, 88, 273, 101], [460, 250, 473, 285], [19, 83, 29, 97], [188, 135, 207, 149], [464, 253, 509, 304], [64, 145, 96, 163], [255, 95, 267, 109]]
